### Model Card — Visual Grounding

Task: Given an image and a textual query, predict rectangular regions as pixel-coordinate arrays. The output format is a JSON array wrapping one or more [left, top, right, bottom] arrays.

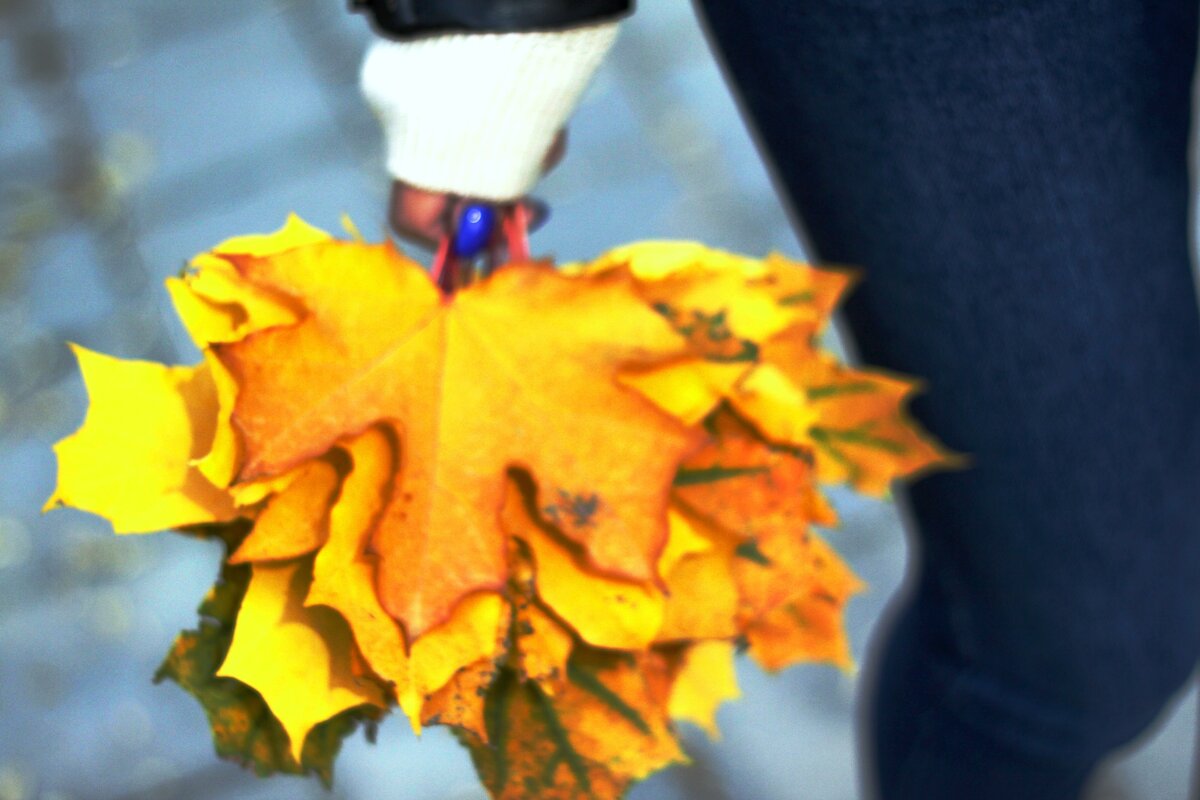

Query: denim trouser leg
[[695, 1, 1200, 796]]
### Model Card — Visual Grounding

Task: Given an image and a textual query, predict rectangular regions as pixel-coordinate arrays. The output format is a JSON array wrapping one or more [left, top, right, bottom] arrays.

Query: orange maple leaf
[[216, 241, 700, 639], [743, 560, 863, 672], [421, 658, 497, 742], [762, 334, 965, 495], [465, 648, 686, 800], [673, 407, 837, 537]]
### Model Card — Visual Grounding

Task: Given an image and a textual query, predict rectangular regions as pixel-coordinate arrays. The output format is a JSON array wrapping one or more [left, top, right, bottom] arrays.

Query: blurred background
[[0, 1, 1195, 798]]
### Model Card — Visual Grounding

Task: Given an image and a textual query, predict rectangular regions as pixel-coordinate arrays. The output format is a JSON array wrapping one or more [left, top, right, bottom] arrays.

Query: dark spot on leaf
[[735, 540, 772, 566], [544, 489, 601, 530]]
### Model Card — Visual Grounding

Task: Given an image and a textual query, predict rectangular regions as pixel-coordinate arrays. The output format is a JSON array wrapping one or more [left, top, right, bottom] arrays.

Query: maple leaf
[[513, 597, 574, 690], [738, 531, 864, 671], [45, 346, 236, 531], [217, 242, 699, 638], [166, 215, 321, 489], [655, 508, 740, 642], [753, 331, 965, 495], [755, 252, 859, 324], [597, 244, 809, 427], [575, 241, 856, 329], [464, 648, 686, 800], [165, 214, 316, 349], [228, 455, 342, 564], [422, 662, 496, 743], [501, 474, 666, 651], [582, 242, 959, 498], [667, 641, 740, 739], [508, 543, 575, 690], [215, 557, 387, 761], [743, 591, 857, 673], [673, 407, 837, 536], [422, 658, 498, 742], [306, 426, 505, 728], [580, 243, 857, 416], [154, 532, 379, 786]]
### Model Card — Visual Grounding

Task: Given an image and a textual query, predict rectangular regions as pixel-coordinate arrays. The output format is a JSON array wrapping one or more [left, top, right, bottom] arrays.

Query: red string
[[431, 236, 457, 293], [505, 204, 531, 262]]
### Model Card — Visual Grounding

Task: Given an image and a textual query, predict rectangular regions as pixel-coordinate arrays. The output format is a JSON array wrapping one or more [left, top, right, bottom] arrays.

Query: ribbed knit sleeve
[[360, 22, 620, 201]]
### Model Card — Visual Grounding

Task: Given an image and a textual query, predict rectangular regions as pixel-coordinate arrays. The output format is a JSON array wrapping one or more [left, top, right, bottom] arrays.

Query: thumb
[[388, 182, 456, 251]]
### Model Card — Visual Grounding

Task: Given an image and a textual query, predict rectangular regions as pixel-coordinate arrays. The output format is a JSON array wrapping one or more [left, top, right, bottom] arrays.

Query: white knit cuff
[[360, 22, 620, 201]]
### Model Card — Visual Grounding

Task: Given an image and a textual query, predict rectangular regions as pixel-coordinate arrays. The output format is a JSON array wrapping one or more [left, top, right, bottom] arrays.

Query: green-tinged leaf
[[652, 303, 760, 363], [804, 381, 879, 400], [672, 465, 769, 487], [154, 539, 377, 787], [776, 291, 815, 306], [464, 649, 685, 799], [810, 424, 908, 455], [672, 408, 838, 538], [567, 660, 650, 736]]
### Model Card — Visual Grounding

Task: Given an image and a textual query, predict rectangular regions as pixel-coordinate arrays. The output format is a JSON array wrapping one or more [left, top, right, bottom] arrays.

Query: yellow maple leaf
[[229, 457, 340, 563], [617, 359, 748, 426], [216, 558, 386, 762], [593, 244, 805, 427], [587, 244, 850, 447], [668, 640, 740, 738], [398, 593, 505, 726], [728, 363, 821, 449], [575, 241, 855, 333], [657, 507, 715, 575], [45, 345, 236, 531], [580, 242, 958, 498], [655, 511, 740, 642], [572, 240, 767, 280], [512, 593, 574, 692], [756, 252, 858, 325], [165, 259, 300, 349], [744, 591, 857, 673], [195, 353, 242, 489]]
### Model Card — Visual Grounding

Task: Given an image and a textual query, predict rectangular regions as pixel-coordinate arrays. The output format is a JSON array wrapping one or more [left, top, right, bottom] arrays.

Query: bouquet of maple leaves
[[46, 215, 956, 798]]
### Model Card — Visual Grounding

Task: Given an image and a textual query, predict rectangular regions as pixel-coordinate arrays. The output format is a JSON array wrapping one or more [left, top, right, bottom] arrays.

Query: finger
[[520, 197, 550, 232], [541, 128, 568, 175], [389, 181, 455, 250]]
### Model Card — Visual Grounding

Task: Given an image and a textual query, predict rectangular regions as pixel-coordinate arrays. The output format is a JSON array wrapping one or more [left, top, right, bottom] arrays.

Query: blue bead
[[453, 204, 496, 258]]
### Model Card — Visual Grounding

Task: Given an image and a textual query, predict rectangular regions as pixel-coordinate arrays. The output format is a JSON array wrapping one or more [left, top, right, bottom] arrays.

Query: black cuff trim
[[351, 0, 633, 38]]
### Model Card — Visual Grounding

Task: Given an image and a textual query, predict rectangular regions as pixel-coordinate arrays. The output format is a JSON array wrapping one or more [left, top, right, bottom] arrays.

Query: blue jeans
[[696, 1, 1200, 796]]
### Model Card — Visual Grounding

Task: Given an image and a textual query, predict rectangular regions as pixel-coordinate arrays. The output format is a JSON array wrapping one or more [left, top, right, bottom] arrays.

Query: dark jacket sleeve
[[350, 0, 633, 38]]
